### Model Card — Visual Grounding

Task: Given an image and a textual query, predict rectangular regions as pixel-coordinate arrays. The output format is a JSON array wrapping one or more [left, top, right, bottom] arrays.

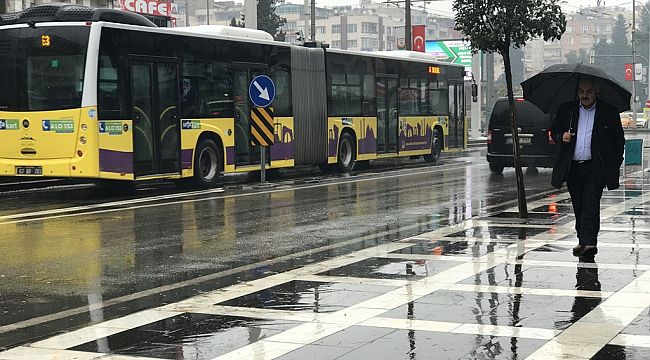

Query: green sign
[[43, 120, 74, 133], [625, 139, 644, 165], [104, 121, 123, 135], [0, 119, 19, 130], [425, 40, 472, 67]]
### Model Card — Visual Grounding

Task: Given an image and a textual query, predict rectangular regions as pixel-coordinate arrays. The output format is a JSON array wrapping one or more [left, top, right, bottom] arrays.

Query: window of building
[[582, 24, 589, 33], [566, 26, 573, 33], [361, 38, 378, 50], [347, 24, 357, 33], [316, 26, 326, 34], [361, 22, 377, 34], [332, 24, 341, 34], [347, 40, 357, 48], [332, 40, 342, 48], [581, 37, 591, 44]]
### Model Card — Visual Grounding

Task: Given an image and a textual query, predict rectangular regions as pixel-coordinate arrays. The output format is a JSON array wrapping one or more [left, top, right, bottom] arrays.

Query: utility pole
[[245, 0, 257, 29], [310, 0, 315, 41], [206, 0, 210, 24], [633, 0, 637, 118], [404, 0, 411, 50]]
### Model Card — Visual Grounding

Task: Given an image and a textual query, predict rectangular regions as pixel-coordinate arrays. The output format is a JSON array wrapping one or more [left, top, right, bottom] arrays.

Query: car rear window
[[489, 99, 549, 128]]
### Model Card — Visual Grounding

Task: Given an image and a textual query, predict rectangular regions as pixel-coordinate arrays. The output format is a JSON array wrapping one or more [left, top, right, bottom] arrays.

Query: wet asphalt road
[[0, 150, 560, 350]]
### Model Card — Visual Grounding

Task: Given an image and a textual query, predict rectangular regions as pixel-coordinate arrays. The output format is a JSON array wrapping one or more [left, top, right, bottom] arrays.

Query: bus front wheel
[[193, 139, 222, 187], [337, 133, 356, 172]]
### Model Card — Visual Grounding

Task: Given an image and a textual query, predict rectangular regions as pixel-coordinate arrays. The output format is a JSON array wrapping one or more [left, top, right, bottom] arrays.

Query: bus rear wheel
[[337, 133, 356, 172], [424, 128, 442, 163], [193, 139, 222, 187]]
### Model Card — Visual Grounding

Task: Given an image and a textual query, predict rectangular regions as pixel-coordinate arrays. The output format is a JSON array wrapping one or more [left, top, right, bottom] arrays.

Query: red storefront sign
[[118, 0, 173, 17], [412, 25, 425, 52]]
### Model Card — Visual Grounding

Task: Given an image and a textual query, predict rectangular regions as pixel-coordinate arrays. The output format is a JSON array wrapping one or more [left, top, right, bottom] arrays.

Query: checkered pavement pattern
[[2, 180, 650, 359]]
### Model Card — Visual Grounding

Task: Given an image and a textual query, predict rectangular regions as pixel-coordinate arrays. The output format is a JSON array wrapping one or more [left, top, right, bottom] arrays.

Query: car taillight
[[547, 129, 555, 144], [487, 130, 492, 144]]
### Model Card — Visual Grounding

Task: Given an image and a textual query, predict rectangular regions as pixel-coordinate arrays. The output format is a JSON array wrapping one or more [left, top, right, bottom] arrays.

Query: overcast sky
[[305, 0, 635, 18]]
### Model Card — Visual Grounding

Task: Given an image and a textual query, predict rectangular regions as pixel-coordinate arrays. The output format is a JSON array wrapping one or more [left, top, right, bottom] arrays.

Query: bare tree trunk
[[501, 47, 528, 218]]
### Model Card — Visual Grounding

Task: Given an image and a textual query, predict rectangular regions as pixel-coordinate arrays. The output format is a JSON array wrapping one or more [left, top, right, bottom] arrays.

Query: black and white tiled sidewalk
[[3, 181, 650, 359]]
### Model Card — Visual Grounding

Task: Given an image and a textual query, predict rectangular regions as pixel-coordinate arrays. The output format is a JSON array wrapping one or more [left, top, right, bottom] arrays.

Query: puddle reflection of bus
[[0, 4, 466, 190]]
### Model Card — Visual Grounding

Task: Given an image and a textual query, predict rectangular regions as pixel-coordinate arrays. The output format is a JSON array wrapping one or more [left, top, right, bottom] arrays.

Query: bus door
[[232, 64, 269, 166], [130, 58, 181, 177], [447, 80, 466, 149], [376, 76, 399, 154]]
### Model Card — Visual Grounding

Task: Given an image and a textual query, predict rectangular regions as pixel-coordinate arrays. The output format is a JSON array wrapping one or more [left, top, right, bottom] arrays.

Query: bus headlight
[[80, 136, 87, 144]]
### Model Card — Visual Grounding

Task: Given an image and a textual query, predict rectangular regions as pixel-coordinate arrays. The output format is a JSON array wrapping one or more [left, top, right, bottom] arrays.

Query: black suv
[[486, 97, 556, 174]]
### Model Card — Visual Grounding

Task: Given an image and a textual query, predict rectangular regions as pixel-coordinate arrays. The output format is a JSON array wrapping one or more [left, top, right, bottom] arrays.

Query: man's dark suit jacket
[[550, 100, 625, 190]]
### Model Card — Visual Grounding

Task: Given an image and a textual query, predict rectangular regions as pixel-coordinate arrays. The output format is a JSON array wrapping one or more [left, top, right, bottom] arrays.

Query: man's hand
[[562, 131, 575, 143]]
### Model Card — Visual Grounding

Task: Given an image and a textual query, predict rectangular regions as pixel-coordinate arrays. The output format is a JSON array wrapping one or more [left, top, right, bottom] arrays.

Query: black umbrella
[[521, 63, 631, 115]]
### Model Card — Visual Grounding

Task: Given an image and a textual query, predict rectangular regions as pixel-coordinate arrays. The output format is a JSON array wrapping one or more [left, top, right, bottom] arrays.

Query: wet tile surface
[[390, 239, 512, 257], [445, 226, 549, 240], [621, 308, 650, 335], [592, 345, 650, 359], [522, 244, 650, 263], [317, 257, 458, 279], [279, 326, 545, 360], [380, 290, 600, 330], [461, 264, 637, 292], [218, 280, 397, 312], [70, 313, 300, 359]]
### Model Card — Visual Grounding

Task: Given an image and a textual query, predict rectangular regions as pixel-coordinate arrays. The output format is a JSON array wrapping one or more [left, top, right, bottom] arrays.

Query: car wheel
[[489, 163, 504, 174]]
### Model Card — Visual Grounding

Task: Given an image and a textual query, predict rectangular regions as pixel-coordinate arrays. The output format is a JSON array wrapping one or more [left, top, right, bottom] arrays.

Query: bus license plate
[[506, 137, 531, 144], [15, 166, 43, 175]]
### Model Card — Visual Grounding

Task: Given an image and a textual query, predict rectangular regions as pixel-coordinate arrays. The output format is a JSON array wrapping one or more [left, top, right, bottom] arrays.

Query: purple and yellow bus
[[0, 4, 466, 187]]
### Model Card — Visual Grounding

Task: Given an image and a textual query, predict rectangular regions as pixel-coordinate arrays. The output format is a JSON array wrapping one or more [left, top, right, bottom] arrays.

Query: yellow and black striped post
[[250, 106, 274, 146]]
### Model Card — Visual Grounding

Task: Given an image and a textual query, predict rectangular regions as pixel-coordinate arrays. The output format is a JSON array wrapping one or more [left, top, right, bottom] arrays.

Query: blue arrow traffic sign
[[248, 75, 275, 108]]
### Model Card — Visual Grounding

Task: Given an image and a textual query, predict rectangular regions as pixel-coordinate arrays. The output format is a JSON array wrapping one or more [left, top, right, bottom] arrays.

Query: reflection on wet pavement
[[218, 281, 398, 312], [5, 164, 650, 359], [71, 313, 300, 359], [592, 344, 650, 359], [277, 327, 546, 360], [318, 257, 458, 279]]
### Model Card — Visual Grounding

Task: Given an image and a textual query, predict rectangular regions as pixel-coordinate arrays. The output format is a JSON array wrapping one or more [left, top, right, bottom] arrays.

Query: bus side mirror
[[471, 84, 478, 103]]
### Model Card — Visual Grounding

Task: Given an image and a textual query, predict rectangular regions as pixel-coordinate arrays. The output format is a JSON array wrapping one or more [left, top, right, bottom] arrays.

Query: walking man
[[551, 77, 625, 257]]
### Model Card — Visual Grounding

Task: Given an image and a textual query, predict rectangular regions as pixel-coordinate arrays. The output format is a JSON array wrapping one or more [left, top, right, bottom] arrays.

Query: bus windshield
[[0, 26, 90, 112]]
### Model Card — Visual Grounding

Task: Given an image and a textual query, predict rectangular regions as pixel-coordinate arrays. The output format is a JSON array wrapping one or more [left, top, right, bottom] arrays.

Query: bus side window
[[98, 55, 124, 120]]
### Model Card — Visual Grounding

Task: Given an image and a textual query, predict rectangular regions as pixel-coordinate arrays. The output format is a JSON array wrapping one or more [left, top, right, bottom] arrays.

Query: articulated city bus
[[0, 4, 467, 187]]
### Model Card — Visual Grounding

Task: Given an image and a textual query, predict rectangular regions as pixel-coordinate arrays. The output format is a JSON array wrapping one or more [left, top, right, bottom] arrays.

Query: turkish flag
[[412, 25, 425, 52], [625, 63, 634, 81]]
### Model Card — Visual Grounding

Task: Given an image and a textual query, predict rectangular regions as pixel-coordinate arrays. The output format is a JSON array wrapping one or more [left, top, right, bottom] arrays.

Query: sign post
[[248, 75, 276, 183]]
